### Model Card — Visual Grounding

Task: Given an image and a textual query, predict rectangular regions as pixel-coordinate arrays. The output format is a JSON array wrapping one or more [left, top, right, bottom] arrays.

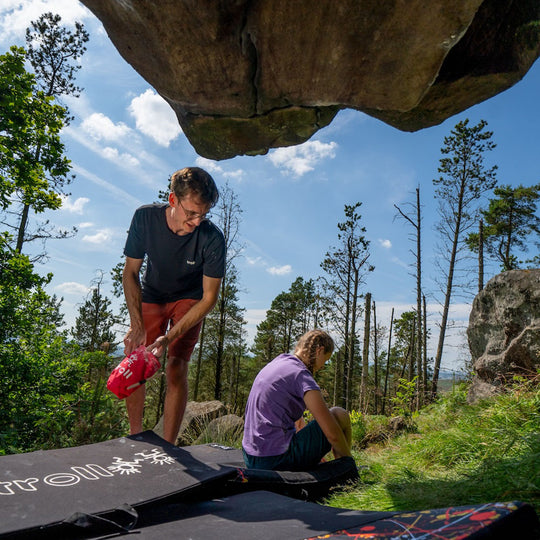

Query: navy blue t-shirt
[[124, 204, 226, 303]]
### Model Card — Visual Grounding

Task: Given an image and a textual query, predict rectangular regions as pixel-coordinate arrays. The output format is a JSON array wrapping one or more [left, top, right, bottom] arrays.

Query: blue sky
[[2, 1, 539, 372]]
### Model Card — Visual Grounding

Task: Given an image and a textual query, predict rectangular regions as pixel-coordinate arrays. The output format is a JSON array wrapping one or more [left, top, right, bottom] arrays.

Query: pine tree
[[72, 272, 117, 352], [432, 119, 497, 398], [320, 202, 374, 409], [467, 183, 540, 271]]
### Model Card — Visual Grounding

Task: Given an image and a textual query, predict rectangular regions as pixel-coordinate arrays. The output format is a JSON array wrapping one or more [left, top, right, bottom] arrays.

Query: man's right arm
[[122, 256, 145, 355]]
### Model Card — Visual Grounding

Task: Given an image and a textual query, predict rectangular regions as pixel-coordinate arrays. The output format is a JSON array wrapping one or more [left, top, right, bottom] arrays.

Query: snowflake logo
[[135, 449, 175, 465], [107, 457, 143, 475]]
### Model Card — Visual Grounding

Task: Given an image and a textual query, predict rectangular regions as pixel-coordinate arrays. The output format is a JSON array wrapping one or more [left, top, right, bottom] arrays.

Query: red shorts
[[142, 299, 202, 361]]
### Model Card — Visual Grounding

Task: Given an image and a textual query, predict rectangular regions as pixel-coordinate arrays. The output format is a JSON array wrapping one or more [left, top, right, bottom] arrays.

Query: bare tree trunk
[[432, 202, 462, 399], [415, 188, 423, 410], [478, 219, 484, 292], [422, 294, 428, 398], [342, 259, 352, 408], [214, 280, 227, 400], [193, 319, 206, 401], [400, 317, 416, 380], [359, 293, 371, 413], [346, 269, 360, 409], [372, 300, 379, 414], [382, 307, 394, 415]]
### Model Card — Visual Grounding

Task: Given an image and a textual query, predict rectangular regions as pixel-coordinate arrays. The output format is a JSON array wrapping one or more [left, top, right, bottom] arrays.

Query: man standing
[[122, 167, 225, 444]]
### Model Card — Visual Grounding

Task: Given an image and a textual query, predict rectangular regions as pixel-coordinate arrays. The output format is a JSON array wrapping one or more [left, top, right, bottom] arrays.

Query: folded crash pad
[[0, 431, 236, 538]]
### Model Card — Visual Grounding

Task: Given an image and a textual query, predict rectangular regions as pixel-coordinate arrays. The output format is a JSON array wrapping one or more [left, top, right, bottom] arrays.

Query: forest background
[[1, 2, 539, 454]]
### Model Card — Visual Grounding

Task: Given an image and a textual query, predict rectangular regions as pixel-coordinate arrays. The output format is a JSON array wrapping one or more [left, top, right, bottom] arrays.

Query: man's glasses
[[178, 198, 210, 221]]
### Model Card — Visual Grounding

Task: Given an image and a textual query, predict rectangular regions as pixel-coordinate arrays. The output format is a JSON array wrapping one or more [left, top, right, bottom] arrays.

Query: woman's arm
[[304, 389, 351, 458]]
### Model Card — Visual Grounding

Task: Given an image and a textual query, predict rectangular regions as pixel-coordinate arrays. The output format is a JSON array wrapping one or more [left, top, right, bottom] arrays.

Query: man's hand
[[123, 324, 146, 356], [146, 335, 169, 358]]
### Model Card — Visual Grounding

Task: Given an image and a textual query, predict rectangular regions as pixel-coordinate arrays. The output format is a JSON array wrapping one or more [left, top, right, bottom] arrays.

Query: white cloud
[[55, 281, 90, 296], [0, 1, 93, 43], [82, 229, 114, 245], [391, 256, 410, 270], [81, 112, 131, 142], [60, 195, 89, 214], [223, 168, 245, 181], [128, 89, 181, 146], [71, 164, 142, 208], [195, 157, 223, 174], [246, 256, 264, 266], [244, 308, 268, 345], [78, 222, 93, 229], [267, 140, 338, 177], [379, 238, 392, 249], [195, 156, 245, 181], [101, 146, 140, 166], [267, 264, 292, 276]]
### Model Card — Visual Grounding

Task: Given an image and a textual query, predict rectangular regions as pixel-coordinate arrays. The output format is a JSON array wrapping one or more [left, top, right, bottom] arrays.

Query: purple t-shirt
[[242, 353, 320, 457]]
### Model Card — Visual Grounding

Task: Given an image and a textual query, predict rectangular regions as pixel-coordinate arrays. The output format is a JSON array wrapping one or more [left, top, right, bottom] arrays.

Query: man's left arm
[[146, 275, 221, 357]]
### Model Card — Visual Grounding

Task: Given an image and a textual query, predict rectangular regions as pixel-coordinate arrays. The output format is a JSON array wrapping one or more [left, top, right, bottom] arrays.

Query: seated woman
[[242, 329, 352, 471]]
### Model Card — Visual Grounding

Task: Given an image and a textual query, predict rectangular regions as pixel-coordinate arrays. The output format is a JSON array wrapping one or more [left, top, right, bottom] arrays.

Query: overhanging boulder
[[80, 0, 540, 159]]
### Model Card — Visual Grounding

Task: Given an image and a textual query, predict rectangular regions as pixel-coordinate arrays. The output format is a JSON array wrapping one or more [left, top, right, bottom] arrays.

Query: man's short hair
[[170, 167, 219, 207]]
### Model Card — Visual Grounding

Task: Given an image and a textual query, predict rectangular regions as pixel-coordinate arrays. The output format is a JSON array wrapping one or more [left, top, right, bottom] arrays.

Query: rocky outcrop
[[154, 400, 227, 446], [467, 269, 540, 402], [79, 1, 540, 160], [194, 414, 244, 445]]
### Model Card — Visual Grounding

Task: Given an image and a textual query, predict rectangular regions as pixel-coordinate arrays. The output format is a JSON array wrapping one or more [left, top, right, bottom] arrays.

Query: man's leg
[[126, 385, 146, 435], [125, 302, 166, 436], [162, 356, 189, 444], [163, 299, 203, 444]]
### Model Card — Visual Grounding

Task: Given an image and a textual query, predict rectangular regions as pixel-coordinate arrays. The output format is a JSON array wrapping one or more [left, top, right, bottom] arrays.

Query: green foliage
[[0, 46, 73, 257], [349, 410, 367, 448], [0, 238, 126, 454], [251, 276, 319, 364], [326, 380, 540, 514], [390, 377, 418, 426], [0, 47, 71, 213], [71, 274, 117, 352], [467, 183, 540, 271], [25, 12, 89, 99]]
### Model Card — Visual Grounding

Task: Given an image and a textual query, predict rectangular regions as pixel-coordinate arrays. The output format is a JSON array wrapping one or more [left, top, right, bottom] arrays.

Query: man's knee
[[166, 357, 189, 388]]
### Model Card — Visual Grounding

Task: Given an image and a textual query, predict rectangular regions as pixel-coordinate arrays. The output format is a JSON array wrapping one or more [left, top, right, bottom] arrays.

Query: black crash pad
[[228, 456, 359, 501], [0, 431, 237, 538], [92, 490, 394, 539], [89, 492, 540, 540]]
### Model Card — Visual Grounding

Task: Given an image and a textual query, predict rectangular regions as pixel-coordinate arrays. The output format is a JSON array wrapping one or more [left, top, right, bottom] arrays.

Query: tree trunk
[[214, 281, 227, 400], [359, 292, 371, 413], [415, 188, 423, 410], [193, 318, 206, 400], [382, 307, 394, 415], [422, 294, 428, 397], [432, 180, 465, 399], [346, 268, 360, 408], [478, 219, 484, 292], [372, 300, 379, 414]]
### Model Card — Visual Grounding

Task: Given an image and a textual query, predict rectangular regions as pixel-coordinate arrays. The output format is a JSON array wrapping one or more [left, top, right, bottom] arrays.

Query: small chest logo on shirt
[[186, 260, 196, 265]]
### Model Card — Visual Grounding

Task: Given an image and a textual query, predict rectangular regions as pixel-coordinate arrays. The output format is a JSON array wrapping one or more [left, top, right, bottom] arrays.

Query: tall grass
[[327, 378, 540, 514]]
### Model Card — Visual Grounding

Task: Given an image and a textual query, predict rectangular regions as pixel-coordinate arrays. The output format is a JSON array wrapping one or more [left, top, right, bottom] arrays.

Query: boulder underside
[[80, 0, 540, 159]]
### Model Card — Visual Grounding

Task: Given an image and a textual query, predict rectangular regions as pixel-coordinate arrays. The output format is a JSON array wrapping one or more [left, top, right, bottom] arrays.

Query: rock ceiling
[[80, 0, 540, 159]]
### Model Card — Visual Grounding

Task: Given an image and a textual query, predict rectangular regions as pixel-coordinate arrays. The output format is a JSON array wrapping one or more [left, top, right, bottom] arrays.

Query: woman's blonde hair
[[294, 329, 334, 373]]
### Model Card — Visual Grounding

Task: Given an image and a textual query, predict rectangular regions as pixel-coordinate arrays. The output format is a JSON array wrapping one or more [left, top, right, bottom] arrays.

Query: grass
[[195, 377, 539, 516], [326, 378, 540, 515]]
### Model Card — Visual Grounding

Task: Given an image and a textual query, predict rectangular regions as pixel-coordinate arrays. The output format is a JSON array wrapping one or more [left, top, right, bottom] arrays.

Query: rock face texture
[[467, 269, 540, 402], [80, 1, 540, 159]]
